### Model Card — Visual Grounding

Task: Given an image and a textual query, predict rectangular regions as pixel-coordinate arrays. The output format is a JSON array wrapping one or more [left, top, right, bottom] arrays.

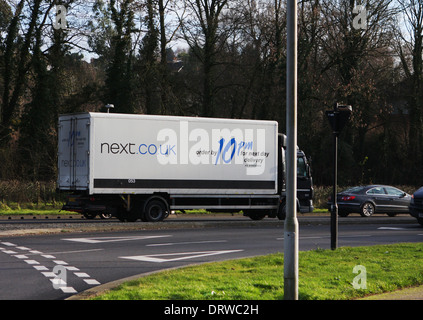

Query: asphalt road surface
[[0, 216, 422, 300]]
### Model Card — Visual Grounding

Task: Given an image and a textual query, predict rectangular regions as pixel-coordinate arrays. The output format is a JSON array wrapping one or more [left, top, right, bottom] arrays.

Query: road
[[0, 216, 422, 300]]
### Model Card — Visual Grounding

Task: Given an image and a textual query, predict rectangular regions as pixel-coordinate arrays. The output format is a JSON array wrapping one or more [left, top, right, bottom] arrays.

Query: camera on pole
[[326, 103, 352, 250], [326, 104, 352, 136]]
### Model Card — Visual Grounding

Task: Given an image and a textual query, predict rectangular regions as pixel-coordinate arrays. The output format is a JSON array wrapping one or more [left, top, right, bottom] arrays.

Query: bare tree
[[178, 0, 230, 117], [395, 0, 423, 180]]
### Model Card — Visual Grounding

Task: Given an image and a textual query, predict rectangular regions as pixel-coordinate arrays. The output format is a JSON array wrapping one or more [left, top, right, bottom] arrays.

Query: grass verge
[[0, 202, 64, 215], [91, 243, 423, 300]]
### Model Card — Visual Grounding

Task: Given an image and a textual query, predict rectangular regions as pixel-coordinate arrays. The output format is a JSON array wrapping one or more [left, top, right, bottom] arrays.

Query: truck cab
[[277, 134, 314, 218], [296, 149, 314, 213]]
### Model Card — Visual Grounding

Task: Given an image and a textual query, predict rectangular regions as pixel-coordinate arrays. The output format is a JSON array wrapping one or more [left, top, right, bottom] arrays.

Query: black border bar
[[93, 179, 275, 190]]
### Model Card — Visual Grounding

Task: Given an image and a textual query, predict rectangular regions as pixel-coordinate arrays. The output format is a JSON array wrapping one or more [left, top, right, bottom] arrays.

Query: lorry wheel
[[144, 200, 167, 222], [83, 212, 97, 219], [277, 204, 286, 220], [246, 211, 265, 220]]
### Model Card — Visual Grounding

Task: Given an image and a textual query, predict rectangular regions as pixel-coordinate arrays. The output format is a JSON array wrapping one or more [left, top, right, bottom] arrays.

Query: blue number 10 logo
[[215, 138, 236, 165]]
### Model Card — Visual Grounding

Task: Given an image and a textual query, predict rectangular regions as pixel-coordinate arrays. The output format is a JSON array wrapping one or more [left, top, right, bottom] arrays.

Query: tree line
[[0, 0, 422, 187]]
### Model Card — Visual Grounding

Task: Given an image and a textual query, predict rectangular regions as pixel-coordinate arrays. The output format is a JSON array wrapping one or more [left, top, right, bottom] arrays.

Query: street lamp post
[[105, 104, 114, 113], [284, 0, 298, 300]]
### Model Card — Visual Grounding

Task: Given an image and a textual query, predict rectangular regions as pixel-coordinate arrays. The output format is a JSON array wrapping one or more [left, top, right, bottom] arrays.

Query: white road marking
[[60, 287, 78, 294], [2, 250, 17, 254], [146, 240, 228, 247], [120, 249, 244, 263], [65, 266, 80, 271], [0, 242, 16, 247], [16, 247, 31, 251], [62, 235, 172, 244], [33, 265, 48, 271], [14, 255, 28, 259], [40, 249, 104, 256], [42, 272, 57, 278], [84, 279, 101, 285], [0, 241, 101, 291], [378, 227, 407, 230], [74, 272, 90, 278]]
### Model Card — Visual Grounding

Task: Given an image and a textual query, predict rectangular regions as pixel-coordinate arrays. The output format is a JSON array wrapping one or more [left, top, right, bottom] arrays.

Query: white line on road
[[62, 235, 172, 244], [0, 242, 16, 247], [146, 240, 228, 247], [120, 249, 244, 263], [37, 248, 104, 256]]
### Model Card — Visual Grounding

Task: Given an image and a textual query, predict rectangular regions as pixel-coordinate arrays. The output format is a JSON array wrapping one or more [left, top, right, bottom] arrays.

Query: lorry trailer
[[58, 112, 313, 221]]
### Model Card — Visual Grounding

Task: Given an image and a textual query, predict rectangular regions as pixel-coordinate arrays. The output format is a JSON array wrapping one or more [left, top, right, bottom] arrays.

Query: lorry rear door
[[57, 115, 90, 190]]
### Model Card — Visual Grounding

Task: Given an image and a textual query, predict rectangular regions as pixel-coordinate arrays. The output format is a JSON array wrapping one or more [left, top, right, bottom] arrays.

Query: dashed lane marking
[[0, 241, 101, 295]]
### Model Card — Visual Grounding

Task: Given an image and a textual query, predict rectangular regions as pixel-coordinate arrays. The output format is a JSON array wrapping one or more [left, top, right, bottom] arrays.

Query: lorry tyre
[[277, 203, 286, 220], [83, 212, 97, 219], [246, 210, 265, 220], [144, 200, 167, 222]]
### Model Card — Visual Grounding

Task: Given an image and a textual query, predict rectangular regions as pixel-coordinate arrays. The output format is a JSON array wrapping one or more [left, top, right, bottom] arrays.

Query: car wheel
[[338, 210, 349, 217], [360, 202, 374, 217]]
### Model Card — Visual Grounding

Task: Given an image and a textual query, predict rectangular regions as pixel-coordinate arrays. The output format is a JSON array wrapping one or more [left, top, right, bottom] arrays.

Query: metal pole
[[284, 0, 298, 300], [331, 127, 338, 250]]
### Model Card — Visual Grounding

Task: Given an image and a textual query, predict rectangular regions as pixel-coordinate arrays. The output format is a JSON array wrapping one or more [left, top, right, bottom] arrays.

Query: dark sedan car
[[409, 187, 423, 226], [328, 185, 411, 217]]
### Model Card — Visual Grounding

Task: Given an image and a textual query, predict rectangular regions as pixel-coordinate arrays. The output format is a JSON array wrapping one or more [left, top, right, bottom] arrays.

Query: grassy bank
[[91, 243, 423, 300]]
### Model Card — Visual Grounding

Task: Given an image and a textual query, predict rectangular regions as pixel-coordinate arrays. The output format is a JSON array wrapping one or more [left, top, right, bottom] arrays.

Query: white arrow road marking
[[120, 249, 244, 263], [62, 235, 172, 244]]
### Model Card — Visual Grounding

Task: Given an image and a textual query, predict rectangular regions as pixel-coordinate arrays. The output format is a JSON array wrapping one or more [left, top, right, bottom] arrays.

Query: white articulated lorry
[[58, 112, 313, 221]]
